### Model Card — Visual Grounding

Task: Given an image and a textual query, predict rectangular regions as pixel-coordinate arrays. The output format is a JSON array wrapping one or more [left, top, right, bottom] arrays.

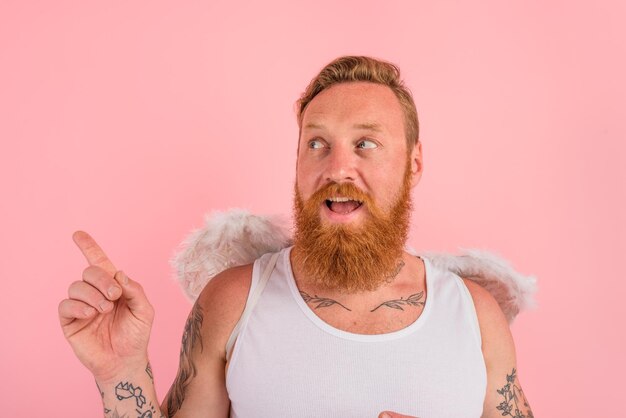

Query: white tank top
[[226, 247, 487, 418]]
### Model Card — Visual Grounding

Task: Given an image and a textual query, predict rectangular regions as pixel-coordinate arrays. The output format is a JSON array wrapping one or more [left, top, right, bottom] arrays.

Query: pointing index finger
[[72, 231, 117, 276]]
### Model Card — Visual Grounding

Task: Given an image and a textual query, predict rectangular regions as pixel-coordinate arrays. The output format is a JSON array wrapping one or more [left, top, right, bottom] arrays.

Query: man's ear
[[410, 140, 423, 188]]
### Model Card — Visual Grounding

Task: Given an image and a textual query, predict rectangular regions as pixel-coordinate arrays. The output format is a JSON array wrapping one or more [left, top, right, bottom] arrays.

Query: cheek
[[295, 165, 315, 201], [374, 162, 409, 208], [296, 154, 323, 186]]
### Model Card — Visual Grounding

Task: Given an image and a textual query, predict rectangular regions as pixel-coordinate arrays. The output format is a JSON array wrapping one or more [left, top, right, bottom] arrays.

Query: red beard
[[292, 162, 412, 293]]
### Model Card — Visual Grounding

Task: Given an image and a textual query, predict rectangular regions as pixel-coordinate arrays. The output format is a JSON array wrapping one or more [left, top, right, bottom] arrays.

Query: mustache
[[306, 182, 374, 207]]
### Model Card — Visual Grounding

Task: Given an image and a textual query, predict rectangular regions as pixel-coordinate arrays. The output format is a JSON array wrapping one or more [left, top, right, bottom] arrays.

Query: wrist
[[94, 359, 162, 418], [94, 355, 151, 387]]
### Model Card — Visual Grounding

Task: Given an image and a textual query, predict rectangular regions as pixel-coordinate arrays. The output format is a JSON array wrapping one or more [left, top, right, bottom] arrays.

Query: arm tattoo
[[138, 401, 162, 418], [110, 409, 128, 418], [496, 368, 534, 418], [300, 291, 352, 311], [145, 362, 153, 383], [164, 301, 204, 416], [115, 382, 146, 408], [96, 381, 104, 398], [370, 291, 425, 312], [96, 381, 112, 414], [100, 378, 164, 418]]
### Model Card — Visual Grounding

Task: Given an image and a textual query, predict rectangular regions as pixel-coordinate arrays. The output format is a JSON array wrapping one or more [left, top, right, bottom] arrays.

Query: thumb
[[114, 271, 153, 319]]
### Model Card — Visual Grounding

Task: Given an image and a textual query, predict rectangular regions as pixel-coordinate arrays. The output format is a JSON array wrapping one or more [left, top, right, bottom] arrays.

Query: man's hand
[[58, 231, 155, 383]]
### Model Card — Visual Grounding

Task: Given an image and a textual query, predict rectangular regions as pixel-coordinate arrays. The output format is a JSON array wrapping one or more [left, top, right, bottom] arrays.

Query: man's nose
[[324, 144, 357, 183]]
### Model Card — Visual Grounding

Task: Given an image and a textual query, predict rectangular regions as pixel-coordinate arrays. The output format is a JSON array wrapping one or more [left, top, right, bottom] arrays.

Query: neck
[[290, 248, 424, 301]]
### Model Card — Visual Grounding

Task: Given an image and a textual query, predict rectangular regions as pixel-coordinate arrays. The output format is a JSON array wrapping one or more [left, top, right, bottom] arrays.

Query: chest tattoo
[[369, 291, 425, 312], [300, 291, 352, 311], [299, 290, 425, 313]]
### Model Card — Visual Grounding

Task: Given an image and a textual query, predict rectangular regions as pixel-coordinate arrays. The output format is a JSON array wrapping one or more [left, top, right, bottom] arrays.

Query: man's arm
[[60, 232, 252, 417], [160, 264, 253, 417], [463, 279, 534, 418]]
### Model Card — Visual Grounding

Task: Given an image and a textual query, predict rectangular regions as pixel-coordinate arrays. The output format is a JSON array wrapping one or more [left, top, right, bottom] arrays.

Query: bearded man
[[59, 56, 533, 418]]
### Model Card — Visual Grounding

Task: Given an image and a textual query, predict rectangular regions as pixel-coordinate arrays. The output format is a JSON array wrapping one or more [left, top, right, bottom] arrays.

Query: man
[[59, 56, 533, 417]]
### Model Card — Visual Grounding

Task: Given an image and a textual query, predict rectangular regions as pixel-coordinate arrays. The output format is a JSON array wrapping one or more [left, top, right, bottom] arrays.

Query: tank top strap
[[225, 250, 281, 360]]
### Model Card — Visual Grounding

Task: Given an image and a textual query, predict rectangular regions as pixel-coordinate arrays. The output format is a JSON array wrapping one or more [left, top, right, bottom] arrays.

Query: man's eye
[[308, 140, 324, 149], [357, 139, 377, 149]]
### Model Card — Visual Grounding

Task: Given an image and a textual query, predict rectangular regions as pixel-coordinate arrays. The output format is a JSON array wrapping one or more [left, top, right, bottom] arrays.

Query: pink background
[[1, 1, 624, 416]]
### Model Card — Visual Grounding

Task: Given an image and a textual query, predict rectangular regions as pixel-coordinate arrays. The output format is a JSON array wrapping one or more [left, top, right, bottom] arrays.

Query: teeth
[[327, 197, 362, 203]]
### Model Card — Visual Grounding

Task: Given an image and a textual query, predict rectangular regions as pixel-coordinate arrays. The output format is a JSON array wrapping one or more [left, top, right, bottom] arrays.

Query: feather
[[170, 209, 291, 301], [418, 249, 537, 323]]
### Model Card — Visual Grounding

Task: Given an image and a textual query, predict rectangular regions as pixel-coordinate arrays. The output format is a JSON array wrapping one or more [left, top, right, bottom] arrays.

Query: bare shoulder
[[461, 278, 511, 338], [461, 277, 515, 366], [195, 264, 254, 360], [462, 278, 534, 418]]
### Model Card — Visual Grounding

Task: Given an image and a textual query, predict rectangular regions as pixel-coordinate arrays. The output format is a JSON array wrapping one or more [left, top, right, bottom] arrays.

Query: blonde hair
[[296, 56, 419, 148]]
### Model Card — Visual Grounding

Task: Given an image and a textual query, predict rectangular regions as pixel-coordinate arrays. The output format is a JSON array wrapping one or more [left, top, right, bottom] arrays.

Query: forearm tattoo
[[105, 400, 162, 418], [96, 381, 112, 414], [145, 362, 153, 383], [164, 300, 205, 417], [110, 410, 128, 418], [115, 382, 146, 408], [496, 368, 534, 418], [98, 365, 165, 418]]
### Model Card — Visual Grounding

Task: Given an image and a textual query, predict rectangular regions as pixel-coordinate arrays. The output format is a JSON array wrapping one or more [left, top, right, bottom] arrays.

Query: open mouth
[[325, 197, 364, 214]]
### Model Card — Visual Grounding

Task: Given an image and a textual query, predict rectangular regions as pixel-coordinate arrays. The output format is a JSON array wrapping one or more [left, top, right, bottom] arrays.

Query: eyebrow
[[303, 122, 383, 132], [303, 122, 325, 130], [353, 122, 382, 132]]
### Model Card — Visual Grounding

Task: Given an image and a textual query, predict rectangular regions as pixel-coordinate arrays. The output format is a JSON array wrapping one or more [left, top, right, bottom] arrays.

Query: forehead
[[301, 82, 405, 134]]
